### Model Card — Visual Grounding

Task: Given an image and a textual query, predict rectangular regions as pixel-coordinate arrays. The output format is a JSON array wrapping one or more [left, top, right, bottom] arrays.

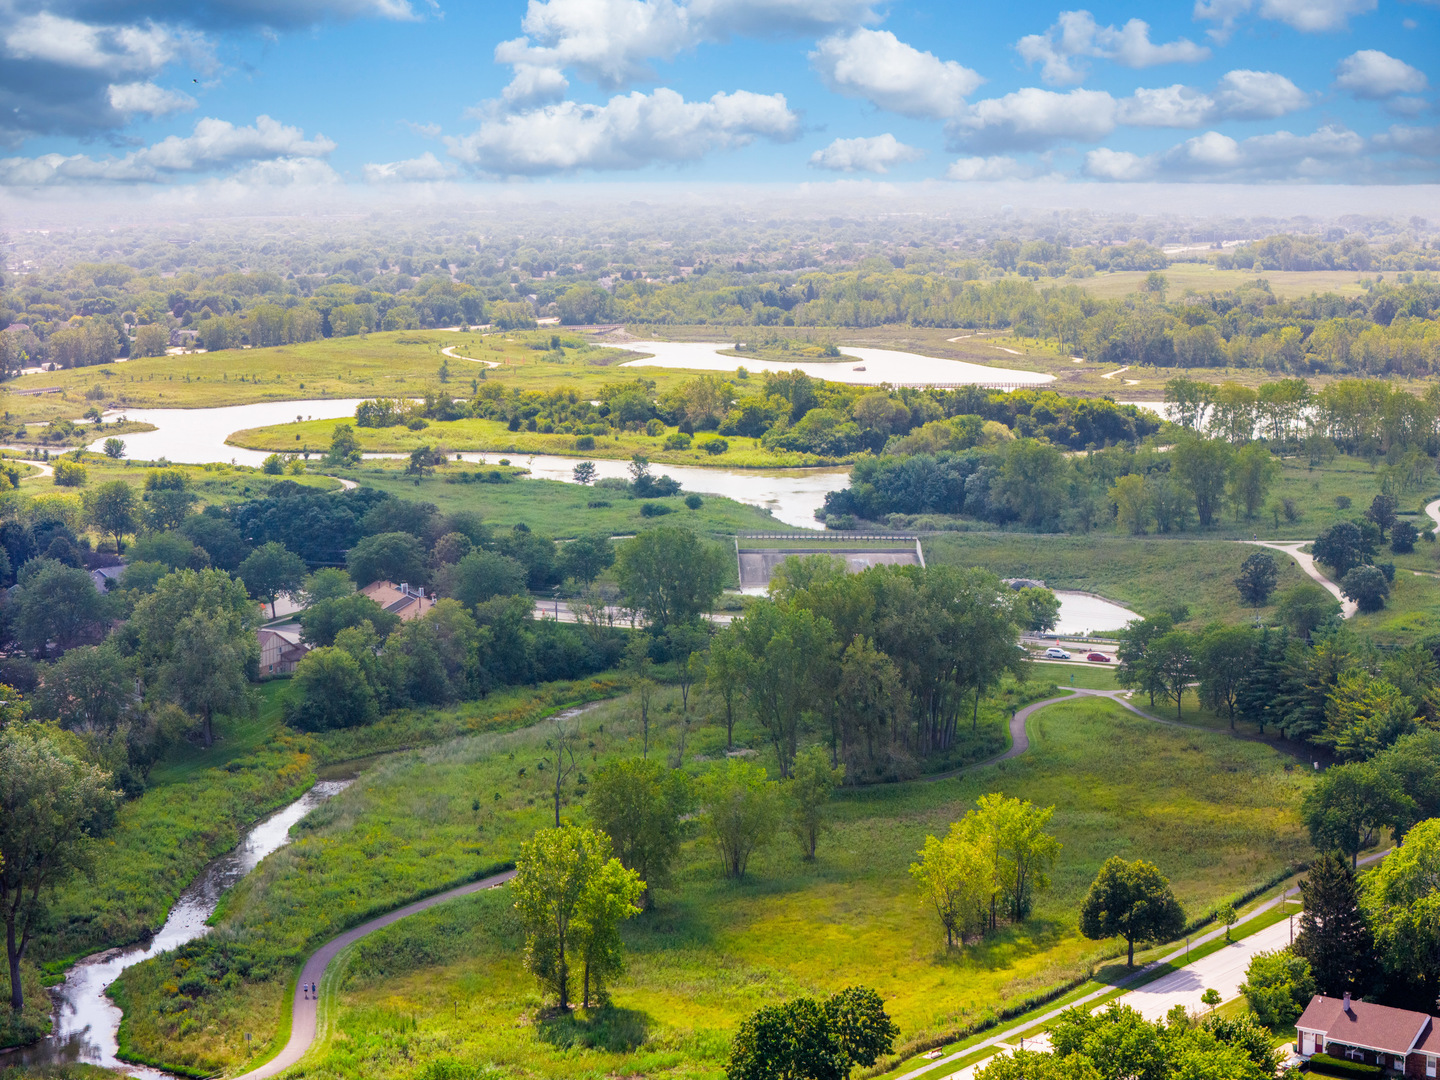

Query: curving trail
[[325, 475, 358, 491], [0, 447, 53, 477], [1241, 539, 1356, 619], [441, 344, 500, 368], [1426, 497, 1440, 531], [234, 869, 516, 1080], [1100, 365, 1129, 380]]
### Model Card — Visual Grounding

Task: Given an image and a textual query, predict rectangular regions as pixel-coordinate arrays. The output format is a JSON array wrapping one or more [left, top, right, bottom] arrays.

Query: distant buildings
[[258, 626, 309, 677], [359, 579, 435, 621]]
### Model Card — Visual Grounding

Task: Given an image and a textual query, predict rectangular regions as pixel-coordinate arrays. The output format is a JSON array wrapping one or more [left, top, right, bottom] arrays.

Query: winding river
[[9, 781, 349, 1078]]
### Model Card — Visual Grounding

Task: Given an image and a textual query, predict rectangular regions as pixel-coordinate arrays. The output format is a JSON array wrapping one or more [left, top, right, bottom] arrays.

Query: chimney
[[400, 582, 408, 593], [1343, 992, 1353, 1014]]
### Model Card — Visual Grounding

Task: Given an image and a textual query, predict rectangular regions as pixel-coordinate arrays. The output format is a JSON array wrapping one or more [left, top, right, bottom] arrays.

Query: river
[[620, 341, 1054, 387], [8, 781, 349, 1078], [88, 400, 846, 530]]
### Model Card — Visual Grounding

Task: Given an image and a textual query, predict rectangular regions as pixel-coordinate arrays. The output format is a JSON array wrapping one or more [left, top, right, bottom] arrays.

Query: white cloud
[[945, 155, 1033, 181], [1372, 124, 1440, 156], [948, 87, 1116, 151], [0, 115, 335, 186], [1115, 71, 1309, 128], [1334, 50, 1428, 99], [445, 87, 799, 175], [1193, 0, 1376, 36], [810, 29, 982, 119], [1016, 10, 1209, 85], [107, 81, 196, 117], [1083, 122, 1368, 181], [3, 12, 209, 74], [501, 64, 572, 107], [363, 152, 454, 182], [494, 0, 874, 96], [808, 134, 923, 173]]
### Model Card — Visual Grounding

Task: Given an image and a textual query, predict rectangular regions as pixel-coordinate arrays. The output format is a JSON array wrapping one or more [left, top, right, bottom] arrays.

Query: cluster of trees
[[976, 1003, 1280, 1080], [726, 986, 898, 1080], [711, 559, 1029, 781], [911, 795, 1060, 948]]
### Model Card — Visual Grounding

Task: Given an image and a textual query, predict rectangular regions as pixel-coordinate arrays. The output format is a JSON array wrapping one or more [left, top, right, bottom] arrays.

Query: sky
[[0, 0, 1437, 192]]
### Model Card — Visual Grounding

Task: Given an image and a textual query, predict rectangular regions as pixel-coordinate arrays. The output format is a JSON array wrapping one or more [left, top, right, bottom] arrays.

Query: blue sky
[[0, 0, 1436, 188]]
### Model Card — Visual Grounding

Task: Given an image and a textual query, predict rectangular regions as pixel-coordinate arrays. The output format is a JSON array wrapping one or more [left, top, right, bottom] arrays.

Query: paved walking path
[[1425, 497, 1440, 530], [233, 869, 516, 1079], [441, 344, 500, 368], [1241, 539, 1356, 619]]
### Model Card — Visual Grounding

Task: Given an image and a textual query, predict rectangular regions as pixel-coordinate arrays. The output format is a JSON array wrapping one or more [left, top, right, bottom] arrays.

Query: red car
[[1086, 652, 1112, 663]]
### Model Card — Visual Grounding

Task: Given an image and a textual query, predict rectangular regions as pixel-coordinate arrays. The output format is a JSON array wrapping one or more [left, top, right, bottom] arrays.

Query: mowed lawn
[[262, 693, 1310, 1080]]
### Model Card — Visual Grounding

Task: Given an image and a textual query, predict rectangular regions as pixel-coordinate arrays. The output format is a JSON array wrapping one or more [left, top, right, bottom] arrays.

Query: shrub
[[52, 459, 87, 486], [1239, 948, 1314, 1027], [1334, 495, 1352, 510], [684, 494, 703, 510], [1391, 520, 1418, 554], [406, 417, 428, 430], [587, 500, 611, 509], [699, 436, 728, 455], [645, 419, 664, 437], [261, 454, 285, 475], [664, 432, 692, 450], [1340, 564, 1389, 613], [575, 434, 596, 450], [1309, 1053, 1382, 1078], [639, 502, 672, 518]]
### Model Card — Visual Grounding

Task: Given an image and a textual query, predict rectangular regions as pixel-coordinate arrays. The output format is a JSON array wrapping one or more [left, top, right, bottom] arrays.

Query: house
[[169, 328, 200, 348], [1296, 993, 1440, 1078], [258, 626, 309, 677], [359, 580, 435, 621], [89, 564, 125, 592]]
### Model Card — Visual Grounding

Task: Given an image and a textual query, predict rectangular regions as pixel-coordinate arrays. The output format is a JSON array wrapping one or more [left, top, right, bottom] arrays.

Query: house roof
[[1298, 995, 1432, 1056]]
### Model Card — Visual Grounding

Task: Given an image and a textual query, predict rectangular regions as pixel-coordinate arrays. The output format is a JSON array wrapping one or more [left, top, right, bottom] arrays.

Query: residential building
[[1296, 993, 1440, 1077], [258, 626, 309, 677], [359, 579, 435, 621]]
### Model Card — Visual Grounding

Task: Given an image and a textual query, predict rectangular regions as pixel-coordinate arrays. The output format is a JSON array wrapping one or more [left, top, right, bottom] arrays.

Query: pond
[[10, 781, 349, 1078], [620, 341, 1054, 387], [91, 399, 367, 468], [1052, 590, 1138, 636]]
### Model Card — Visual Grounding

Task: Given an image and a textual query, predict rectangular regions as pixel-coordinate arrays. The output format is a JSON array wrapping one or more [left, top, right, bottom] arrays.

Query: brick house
[[358, 580, 435, 621], [257, 626, 309, 677], [1296, 994, 1440, 1078]]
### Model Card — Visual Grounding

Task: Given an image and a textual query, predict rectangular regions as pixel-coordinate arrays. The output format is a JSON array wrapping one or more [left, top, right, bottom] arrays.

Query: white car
[[1043, 647, 1073, 660]]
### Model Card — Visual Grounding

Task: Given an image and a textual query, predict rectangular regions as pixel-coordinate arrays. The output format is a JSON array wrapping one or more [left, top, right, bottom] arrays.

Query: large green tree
[[1301, 761, 1411, 867], [700, 759, 782, 880], [0, 723, 117, 1011], [789, 745, 844, 862], [614, 525, 728, 630], [587, 757, 691, 909], [732, 601, 836, 778], [727, 987, 898, 1080], [238, 541, 307, 619], [284, 647, 377, 731], [83, 481, 139, 551], [1362, 818, 1440, 1003], [1079, 857, 1186, 967], [1171, 437, 1232, 528], [11, 560, 109, 659], [1294, 854, 1372, 997]]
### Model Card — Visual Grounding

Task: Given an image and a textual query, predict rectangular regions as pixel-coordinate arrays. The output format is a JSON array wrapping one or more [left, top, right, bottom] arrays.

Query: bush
[[1391, 520, 1418, 554], [664, 432, 692, 450], [684, 494, 703, 510], [587, 500, 611, 508], [574, 434, 596, 450], [261, 454, 285, 475], [1309, 1053, 1382, 1078], [406, 417, 428, 430], [1340, 564, 1389, 613], [645, 419, 665, 437], [1334, 495, 1352, 510], [700, 437, 729, 455], [52, 459, 87, 486], [1239, 948, 1314, 1027], [639, 502, 672, 517]]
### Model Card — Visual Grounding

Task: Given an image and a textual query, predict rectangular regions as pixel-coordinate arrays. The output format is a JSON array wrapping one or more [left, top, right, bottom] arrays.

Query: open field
[[1069, 266, 1373, 301], [16, 454, 341, 502], [924, 533, 1308, 626], [318, 459, 786, 539], [140, 691, 1317, 1080]]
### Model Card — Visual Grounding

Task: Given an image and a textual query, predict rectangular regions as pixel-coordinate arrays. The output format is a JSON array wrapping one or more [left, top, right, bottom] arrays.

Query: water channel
[[7, 781, 349, 1078]]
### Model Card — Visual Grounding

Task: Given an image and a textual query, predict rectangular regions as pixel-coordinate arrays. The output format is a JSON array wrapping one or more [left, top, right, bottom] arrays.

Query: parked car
[[1043, 647, 1072, 660], [1086, 652, 1112, 663]]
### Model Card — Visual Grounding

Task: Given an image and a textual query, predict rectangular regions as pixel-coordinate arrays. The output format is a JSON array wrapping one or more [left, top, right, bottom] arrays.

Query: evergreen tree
[[1293, 853, 1372, 996], [1235, 627, 1289, 734]]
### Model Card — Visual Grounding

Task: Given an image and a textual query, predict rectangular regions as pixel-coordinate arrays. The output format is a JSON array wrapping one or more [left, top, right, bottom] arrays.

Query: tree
[[1171, 437, 1232, 528], [52, 459, 86, 487], [1240, 948, 1315, 1026], [1079, 856, 1186, 967], [1360, 818, 1440, 999], [732, 601, 836, 777], [1227, 444, 1280, 520], [435, 549, 527, 607], [1300, 762, 1411, 868], [1234, 551, 1278, 606], [10, 560, 109, 658], [238, 541, 307, 619], [700, 759, 782, 879], [790, 745, 843, 861], [1392, 519, 1419, 554], [1218, 902, 1237, 940], [1115, 615, 1177, 708], [614, 526, 728, 630], [0, 723, 117, 1011], [83, 480, 138, 551], [284, 647, 377, 731], [130, 569, 259, 747], [406, 444, 444, 477], [1366, 494, 1397, 540], [1321, 671, 1416, 761], [1313, 521, 1369, 580], [572, 461, 597, 485], [1015, 587, 1060, 633], [1196, 625, 1255, 726], [558, 534, 615, 587], [1150, 630, 1198, 719], [298, 593, 399, 647], [587, 757, 690, 909], [547, 711, 581, 828], [1109, 474, 1152, 535], [572, 851, 645, 1007], [1293, 854, 1371, 996], [102, 438, 126, 460], [1275, 582, 1340, 639], [910, 824, 989, 948], [325, 423, 361, 466], [346, 531, 427, 587], [727, 987, 898, 1080], [33, 641, 131, 734], [1340, 564, 1389, 613], [705, 625, 746, 750], [1200, 988, 1221, 1011], [511, 825, 641, 1011], [301, 567, 355, 605]]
